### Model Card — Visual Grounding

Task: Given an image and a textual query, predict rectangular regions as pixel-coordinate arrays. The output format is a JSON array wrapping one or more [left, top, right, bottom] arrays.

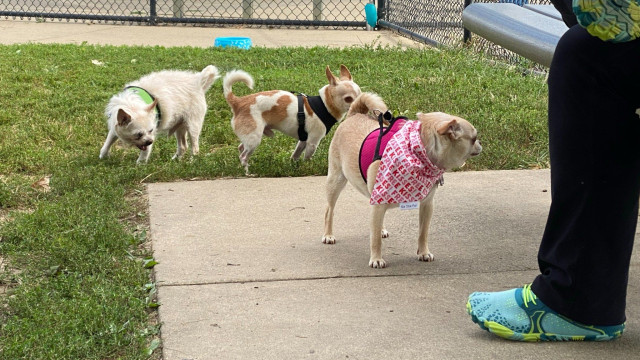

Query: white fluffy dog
[[100, 65, 220, 163]]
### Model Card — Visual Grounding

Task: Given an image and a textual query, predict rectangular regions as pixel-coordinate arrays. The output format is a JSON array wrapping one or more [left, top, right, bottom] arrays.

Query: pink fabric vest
[[369, 120, 445, 205], [359, 119, 407, 182]]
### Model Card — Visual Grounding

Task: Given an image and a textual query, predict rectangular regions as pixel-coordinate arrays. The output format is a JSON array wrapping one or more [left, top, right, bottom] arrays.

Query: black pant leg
[[530, 25, 640, 326]]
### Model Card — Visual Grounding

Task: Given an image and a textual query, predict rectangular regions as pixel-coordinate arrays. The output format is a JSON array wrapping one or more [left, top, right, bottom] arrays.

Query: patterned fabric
[[573, 0, 640, 42], [369, 120, 444, 205]]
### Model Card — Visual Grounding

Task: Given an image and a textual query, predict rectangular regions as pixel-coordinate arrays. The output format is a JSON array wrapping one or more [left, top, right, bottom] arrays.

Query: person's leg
[[531, 24, 640, 327], [467, 25, 640, 340]]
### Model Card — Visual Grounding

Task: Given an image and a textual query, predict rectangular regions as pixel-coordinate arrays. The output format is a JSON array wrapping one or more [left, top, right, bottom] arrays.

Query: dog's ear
[[339, 64, 352, 81], [326, 65, 338, 86], [117, 109, 132, 126], [437, 119, 463, 140], [146, 99, 158, 114]]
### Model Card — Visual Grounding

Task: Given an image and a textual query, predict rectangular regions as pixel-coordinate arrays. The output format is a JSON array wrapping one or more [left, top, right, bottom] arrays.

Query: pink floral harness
[[361, 120, 445, 205]]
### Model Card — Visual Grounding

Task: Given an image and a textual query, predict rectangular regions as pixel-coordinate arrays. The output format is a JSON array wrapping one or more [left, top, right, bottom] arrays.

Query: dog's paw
[[369, 258, 387, 268], [381, 229, 389, 238], [322, 235, 336, 244], [418, 252, 435, 262]]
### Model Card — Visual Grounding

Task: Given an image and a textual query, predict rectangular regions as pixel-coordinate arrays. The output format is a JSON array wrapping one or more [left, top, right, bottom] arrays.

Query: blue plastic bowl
[[214, 36, 252, 49]]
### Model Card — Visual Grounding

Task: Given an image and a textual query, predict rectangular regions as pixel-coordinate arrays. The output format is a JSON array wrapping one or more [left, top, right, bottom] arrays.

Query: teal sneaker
[[466, 284, 625, 341]]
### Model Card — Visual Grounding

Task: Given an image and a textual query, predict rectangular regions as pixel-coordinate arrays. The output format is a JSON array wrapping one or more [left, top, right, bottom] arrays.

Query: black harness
[[296, 93, 338, 142], [373, 110, 406, 162]]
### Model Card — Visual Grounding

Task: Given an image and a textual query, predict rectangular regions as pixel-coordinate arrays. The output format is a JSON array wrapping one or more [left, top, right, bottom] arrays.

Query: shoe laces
[[522, 284, 538, 308]]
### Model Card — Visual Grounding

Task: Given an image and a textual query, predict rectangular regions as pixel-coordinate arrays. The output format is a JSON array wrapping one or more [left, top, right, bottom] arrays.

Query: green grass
[[0, 42, 549, 359]]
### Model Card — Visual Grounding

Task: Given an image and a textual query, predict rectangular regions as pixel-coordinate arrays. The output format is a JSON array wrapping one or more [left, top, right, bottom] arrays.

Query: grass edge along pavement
[[0, 43, 548, 359]]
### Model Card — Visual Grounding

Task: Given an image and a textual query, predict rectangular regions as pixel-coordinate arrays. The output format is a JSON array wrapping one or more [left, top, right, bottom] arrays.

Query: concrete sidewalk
[[148, 170, 639, 359], [2, 19, 638, 359], [0, 19, 420, 48]]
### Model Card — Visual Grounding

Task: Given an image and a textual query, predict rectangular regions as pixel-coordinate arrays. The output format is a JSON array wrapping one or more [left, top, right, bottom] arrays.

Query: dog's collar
[[295, 93, 338, 142], [125, 86, 161, 120]]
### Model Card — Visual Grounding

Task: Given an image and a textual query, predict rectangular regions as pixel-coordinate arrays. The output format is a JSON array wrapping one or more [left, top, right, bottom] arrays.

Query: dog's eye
[[344, 96, 354, 103], [136, 133, 144, 140]]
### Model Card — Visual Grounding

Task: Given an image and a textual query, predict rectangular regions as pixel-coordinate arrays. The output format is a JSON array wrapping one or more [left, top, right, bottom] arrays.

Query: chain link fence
[[377, 0, 465, 47], [0, 0, 371, 28]]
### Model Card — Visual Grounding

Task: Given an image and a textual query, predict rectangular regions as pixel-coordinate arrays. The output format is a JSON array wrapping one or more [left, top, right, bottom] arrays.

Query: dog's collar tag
[[399, 202, 419, 210], [125, 86, 161, 119]]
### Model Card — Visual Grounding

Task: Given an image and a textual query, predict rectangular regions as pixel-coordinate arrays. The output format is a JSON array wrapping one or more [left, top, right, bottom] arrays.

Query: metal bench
[[462, 3, 569, 67]]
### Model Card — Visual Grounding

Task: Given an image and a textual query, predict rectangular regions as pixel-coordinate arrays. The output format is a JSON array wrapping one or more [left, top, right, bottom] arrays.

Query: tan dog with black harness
[[322, 93, 482, 268], [222, 65, 361, 174]]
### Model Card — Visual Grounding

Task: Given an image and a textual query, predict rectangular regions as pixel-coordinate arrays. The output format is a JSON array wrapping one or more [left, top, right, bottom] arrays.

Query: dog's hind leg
[[238, 144, 254, 174], [173, 127, 188, 160], [99, 129, 118, 159], [417, 190, 437, 262], [237, 134, 261, 174], [322, 168, 347, 245], [188, 123, 203, 156], [291, 140, 307, 160], [366, 161, 389, 239]]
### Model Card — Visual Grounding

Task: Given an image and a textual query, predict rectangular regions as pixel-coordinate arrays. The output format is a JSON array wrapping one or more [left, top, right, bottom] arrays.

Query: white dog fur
[[100, 65, 220, 163], [322, 93, 482, 268]]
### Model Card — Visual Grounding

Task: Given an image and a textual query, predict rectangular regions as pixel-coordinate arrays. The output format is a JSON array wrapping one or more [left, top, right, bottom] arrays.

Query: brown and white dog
[[223, 65, 361, 173], [322, 93, 482, 268]]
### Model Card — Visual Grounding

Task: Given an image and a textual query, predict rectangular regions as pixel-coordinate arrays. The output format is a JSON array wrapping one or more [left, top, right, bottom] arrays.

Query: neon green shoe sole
[[466, 284, 625, 341]]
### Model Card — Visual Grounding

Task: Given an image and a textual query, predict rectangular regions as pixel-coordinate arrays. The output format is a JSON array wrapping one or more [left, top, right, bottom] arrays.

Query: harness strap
[[296, 94, 308, 142], [295, 93, 339, 141], [124, 86, 161, 119], [307, 95, 338, 134], [373, 111, 405, 161]]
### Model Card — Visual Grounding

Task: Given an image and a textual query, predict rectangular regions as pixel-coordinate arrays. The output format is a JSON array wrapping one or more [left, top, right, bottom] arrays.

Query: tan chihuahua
[[322, 93, 482, 268], [223, 65, 361, 174]]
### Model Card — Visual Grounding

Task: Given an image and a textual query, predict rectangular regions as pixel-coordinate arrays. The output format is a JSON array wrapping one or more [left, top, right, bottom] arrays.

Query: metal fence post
[[313, 0, 323, 21], [463, 0, 472, 43], [242, 0, 253, 19], [149, 0, 157, 24], [377, 0, 385, 21]]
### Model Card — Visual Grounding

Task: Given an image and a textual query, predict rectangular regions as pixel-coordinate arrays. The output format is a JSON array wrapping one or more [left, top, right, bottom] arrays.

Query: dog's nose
[[144, 140, 153, 146]]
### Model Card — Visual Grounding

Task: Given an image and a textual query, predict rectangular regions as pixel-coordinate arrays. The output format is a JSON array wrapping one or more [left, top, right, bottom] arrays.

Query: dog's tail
[[199, 65, 221, 91], [223, 70, 255, 102], [347, 92, 387, 118]]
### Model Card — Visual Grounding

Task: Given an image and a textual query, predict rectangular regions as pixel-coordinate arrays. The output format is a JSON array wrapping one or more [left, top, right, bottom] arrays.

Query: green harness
[[125, 86, 161, 119]]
